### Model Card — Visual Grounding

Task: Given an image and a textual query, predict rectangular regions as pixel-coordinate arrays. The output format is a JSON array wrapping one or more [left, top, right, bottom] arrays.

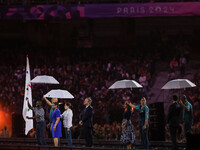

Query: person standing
[[166, 95, 181, 150], [170, 57, 178, 71], [43, 97, 61, 145], [128, 97, 149, 149], [179, 95, 193, 137], [51, 102, 62, 147], [120, 101, 135, 149], [26, 98, 46, 146], [179, 55, 186, 76], [79, 97, 94, 147], [61, 102, 73, 147]]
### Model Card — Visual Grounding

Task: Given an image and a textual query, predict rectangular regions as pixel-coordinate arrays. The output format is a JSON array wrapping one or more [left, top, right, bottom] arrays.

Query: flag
[[22, 55, 33, 135]]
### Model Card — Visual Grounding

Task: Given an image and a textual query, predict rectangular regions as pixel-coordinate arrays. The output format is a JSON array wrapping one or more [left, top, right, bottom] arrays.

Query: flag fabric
[[22, 55, 33, 135]]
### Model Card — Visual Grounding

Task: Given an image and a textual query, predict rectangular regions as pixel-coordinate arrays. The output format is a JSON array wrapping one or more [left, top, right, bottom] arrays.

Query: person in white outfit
[[61, 102, 73, 147]]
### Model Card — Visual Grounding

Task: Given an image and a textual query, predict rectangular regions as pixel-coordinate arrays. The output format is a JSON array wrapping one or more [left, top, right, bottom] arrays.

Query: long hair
[[125, 101, 132, 112]]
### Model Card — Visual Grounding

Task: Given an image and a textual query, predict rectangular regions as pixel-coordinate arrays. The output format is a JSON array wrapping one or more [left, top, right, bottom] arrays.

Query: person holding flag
[[26, 98, 47, 146]]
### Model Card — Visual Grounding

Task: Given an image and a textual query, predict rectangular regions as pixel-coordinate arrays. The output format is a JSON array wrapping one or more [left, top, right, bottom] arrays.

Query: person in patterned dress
[[120, 101, 135, 149]]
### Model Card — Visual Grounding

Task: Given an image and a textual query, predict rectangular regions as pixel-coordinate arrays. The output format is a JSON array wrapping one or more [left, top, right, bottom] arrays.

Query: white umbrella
[[161, 79, 196, 90], [44, 89, 74, 99], [31, 75, 59, 84], [109, 79, 143, 89]]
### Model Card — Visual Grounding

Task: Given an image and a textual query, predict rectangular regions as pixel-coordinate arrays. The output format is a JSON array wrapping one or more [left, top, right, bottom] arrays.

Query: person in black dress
[[120, 101, 135, 149]]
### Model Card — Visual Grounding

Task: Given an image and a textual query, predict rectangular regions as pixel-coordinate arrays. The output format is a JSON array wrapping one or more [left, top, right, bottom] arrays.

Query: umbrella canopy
[[31, 75, 59, 84], [109, 79, 143, 89], [161, 79, 196, 90], [44, 89, 74, 99]]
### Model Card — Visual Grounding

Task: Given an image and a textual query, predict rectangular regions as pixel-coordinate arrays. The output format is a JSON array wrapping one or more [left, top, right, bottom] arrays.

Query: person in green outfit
[[128, 97, 149, 149], [179, 95, 193, 137]]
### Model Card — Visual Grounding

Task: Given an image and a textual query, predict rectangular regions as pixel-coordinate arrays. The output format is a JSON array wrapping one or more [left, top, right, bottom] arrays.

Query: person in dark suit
[[79, 97, 94, 147], [166, 95, 181, 150]]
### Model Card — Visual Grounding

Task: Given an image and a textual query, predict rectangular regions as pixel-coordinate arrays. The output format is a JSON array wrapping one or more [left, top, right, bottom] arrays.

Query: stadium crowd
[[0, 29, 199, 141], [0, 47, 156, 140]]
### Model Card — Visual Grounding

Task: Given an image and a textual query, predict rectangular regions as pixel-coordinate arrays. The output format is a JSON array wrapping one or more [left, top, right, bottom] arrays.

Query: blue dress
[[51, 108, 62, 138]]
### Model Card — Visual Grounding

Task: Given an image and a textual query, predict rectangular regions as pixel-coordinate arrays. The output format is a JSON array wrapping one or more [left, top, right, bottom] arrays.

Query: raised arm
[[26, 97, 33, 110], [179, 100, 189, 112], [127, 102, 136, 109], [43, 97, 53, 106], [61, 111, 66, 119], [27, 115, 40, 120]]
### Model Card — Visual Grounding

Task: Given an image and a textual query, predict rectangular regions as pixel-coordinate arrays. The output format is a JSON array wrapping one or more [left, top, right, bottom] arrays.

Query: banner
[[84, 2, 200, 18], [22, 55, 33, 135], [0, 2, 200, 19]]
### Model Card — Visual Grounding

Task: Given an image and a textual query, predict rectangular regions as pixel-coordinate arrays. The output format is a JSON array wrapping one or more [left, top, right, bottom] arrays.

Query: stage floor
[[0, 138, 186, 150]]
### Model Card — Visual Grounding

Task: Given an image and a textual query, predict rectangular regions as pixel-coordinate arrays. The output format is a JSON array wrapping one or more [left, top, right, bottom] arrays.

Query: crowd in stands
[[0, 48, 199, 141], [0, 126, 9, 138], [168, 40, 191, 80], [0, 28, 199, 142], [0, 47, 157, 140]]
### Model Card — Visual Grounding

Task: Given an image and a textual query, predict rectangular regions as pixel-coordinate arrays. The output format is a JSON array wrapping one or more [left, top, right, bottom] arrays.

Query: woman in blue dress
[[120, 101, 135, 149], [52, 102, 62, 147]]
